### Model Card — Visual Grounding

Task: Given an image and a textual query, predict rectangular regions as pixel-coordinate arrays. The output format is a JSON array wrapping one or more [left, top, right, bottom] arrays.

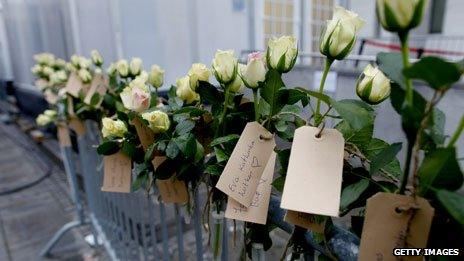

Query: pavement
[[0, 120, 105, 261]]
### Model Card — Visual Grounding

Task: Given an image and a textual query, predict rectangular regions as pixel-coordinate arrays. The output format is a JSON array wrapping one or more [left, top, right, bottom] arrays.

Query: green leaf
[[364, 138, 402, 178], [197, 81, 223, 105], [332, 99, 374, 130], [336, 120, 374, 151], [175, 134, 197, 158], [194, 140, 204, 163], [277, 88, 309, 107], [132, 173, 148, 191], [369, 142, 402, 175], [404, 56, 462, 90], [295, 87, 332, 105], [261, 69, 285, 116], [175, 120, 195, 136], [428, 108, 446, 145], [174, 106, 207, 117], [121, 140, 137, 158], [214, 146, 229, 163], [272, 176, 285, 192], [97, 140, 120, 155], [340, 179, 369, 211], [376, 52, 405, 88], [436, 189, 464, 226], [144, 143, 157, 162], [90, 93, 101, 106], [166, 140, 179, 159], [418, 147, 463, 195], [210, 134, 240, 147], [205, 164, 223, 176]]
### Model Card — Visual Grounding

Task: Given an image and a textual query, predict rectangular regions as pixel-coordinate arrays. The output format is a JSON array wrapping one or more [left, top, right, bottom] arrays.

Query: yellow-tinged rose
[[320, 6, 365, 60], [91, 49, 103, 66], [267, 36, 298, 73], [229, 65, 244, 93], [34, 53, 55, 66], [78, 69, 92, 84], [120, 77, 151, 112], [116, 59, 129, 77], [376, 0, 427, 32], [130, 57, 143, 76], [212, 50, 237, 85], [36, 114, 52, 126], [188, 63, 210, 90], [44, 109, 57, 117], [101, 117, 127, 138], [356, 64, 391, 105], [176, 76, 199, 104], [141, 110, 170, 133], [148, 65, 164, 89]]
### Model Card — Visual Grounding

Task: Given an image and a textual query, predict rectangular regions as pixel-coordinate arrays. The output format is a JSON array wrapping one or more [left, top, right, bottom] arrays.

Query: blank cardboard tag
[[281, 126, 344, 217], [84, 74, 107, 107], [216, 122, 276, 207], [57, 125, 71, 147], [358, 193, 434, 261], [284, 211, 326, 233], [152, 156, 189, 204], [225, 152, 276, 224], [67, 96, 75, 116], [69, 118, 86, 136], [65, 72, 84, 98], [101, 152, 132, 193], [131, 118, 155, 151]]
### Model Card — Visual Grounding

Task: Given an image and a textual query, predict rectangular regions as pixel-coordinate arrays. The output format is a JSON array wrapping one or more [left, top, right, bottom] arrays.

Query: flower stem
[[314, 58, 333, 126], [448, 115, 464, 147], [399, 141, 413, 194], [252, 89, 259, 122], [215, 86, 231, 137], [399, 32, 413, 106]]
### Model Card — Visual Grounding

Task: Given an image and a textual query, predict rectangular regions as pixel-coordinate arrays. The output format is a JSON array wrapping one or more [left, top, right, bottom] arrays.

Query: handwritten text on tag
[[216, 122, 275, 207], [101, 152, 132, 193], [284, 211, 326, 233], [281, 126, 344, 217], [225, 152, 276, 224]]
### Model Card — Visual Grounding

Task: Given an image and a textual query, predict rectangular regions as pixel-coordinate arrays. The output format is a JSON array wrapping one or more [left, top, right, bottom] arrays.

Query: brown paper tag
[[216, 122, 276, 207], [65, 72, 84, 98], [101, 152, 132, 193], [156, 178, 189, 204], [284, 211, 326, 233], [84, 74, 107, 107], [225, 152, 276, 224], [358, 193, 434, 261], [68, 118, 86, 136], [44, 89, 58, 104], [281, 126, 344, 217], [67, 96, 75, 116], [131, 118, 155, 151], [57, 125, 71, 147]]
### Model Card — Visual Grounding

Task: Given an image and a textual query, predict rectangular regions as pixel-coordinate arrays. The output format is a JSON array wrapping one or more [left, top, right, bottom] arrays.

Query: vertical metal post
[[193, 191, 204, 261], [175, 204, 185, 261], [159, 201, 170, 261], [221, 217, 229, 261]]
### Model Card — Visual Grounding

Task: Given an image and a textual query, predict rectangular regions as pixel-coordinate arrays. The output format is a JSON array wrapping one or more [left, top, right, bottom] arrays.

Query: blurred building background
[[0, 0, 463, 153]]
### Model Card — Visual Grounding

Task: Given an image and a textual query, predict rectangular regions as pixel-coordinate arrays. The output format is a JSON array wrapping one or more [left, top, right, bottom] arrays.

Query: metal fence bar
[[159, 201, 170, 261], [193, 190, 204, 261], [175, 204, 185, 261]]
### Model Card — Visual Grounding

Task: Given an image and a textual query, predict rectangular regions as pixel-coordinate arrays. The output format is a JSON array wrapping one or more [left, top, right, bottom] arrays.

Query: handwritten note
[[225, 152, 275, 224], [358, 193, 434, 261], [84, 74, 107, 107], [281, 126, 344, 217], [284, 211, 326, 233], [101, 152, 132, 193], [216, 122, 275, 207], [132, 118, 155, 151], [57, 125, 71, 147]]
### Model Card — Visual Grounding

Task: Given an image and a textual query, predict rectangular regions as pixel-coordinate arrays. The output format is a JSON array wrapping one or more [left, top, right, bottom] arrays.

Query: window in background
[[429, 0, 446, 34], [263, 0, 297, 46], [309, 0, 334, 64]]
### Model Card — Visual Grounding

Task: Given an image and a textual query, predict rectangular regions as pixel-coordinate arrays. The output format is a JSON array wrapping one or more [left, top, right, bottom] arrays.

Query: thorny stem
[[448, 115, 464, 147], [314, 59, 334, 126]]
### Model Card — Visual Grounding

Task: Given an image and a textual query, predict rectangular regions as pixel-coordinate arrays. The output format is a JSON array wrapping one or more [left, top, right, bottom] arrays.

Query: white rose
[[376, 0, 427, 32], [36, 114, 52, 126], [356, 64, 391, 105], [34, 53, 55, 66], [42, 66, 54, 76], [212, 50, 237, 85], [120, 78, 151, 112], [31, 65, 42, 75], [188, 63, 210, 90], [50, 70, 67, 85], [141, 110, 170, 133], [79, 58, 91, 69], [101, 117, 127, 138], [107, 63, 117, 76], [130, 57, 143, 76], [44, 109, 57, 117], [240, 52, 267, 88], [148, 65, 164, 89], [266, 35, 298, 73], [229, 67, 244, 93], [91, 49, 103, 66], [54, 58, 66, 68], [176, 76, 199, 104], [320, 6, 365, 60], [116, 59, 129, 77], [78, 69, 92, 84]]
